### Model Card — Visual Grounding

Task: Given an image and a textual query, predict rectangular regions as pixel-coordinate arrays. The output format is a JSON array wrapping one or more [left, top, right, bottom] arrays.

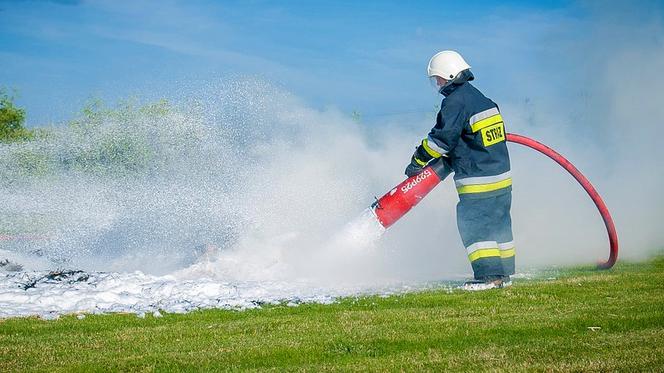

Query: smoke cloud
[[1, 2, 662, 290], [503, 2, 664, 266]]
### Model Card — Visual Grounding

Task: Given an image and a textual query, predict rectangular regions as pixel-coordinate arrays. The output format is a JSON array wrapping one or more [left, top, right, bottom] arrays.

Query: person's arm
[[427, 102, 465, 155], [405, 102, 464, 177]]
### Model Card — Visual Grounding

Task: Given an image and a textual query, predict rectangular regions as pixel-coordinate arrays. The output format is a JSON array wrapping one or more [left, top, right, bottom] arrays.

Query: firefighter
[[405, 50, 515, 290]]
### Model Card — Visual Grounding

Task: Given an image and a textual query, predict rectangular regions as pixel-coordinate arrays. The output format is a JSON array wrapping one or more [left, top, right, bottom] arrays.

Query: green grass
[[1, 258, 663, 372]]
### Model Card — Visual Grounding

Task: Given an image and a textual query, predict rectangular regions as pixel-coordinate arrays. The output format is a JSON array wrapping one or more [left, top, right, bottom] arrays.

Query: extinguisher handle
[[429, 157, 453, 181]]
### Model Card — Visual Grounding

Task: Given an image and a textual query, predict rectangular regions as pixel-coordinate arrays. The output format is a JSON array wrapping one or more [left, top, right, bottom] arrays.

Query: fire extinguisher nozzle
[[371, 196, 382, 210]]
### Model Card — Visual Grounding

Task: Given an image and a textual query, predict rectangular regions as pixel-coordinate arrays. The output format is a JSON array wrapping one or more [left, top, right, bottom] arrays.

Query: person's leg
[[496, 192, 515, 276], [456, 196, 504, 280]]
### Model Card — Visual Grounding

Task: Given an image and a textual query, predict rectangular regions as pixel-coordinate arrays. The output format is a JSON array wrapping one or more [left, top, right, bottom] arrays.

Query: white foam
[[0, 266, 451, 319], [0, 210, 461, 319]]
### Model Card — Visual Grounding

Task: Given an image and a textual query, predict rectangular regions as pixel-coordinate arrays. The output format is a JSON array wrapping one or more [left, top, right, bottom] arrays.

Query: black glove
[[405, 139, 445, 177], [405, 154, 425, 177]]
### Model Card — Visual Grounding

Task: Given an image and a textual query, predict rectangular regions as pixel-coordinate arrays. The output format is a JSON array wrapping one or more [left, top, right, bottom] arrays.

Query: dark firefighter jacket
[[415, 70, 512, 199]]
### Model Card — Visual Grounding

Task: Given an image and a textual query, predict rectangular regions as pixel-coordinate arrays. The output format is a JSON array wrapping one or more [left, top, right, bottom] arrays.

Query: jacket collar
[[439, 69, 474, 96]]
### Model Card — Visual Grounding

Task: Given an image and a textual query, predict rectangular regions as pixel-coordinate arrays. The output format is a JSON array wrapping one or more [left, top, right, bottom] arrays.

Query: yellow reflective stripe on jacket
[[471, 114, 504, 133], [421, 138, 442, 158], [468, 248, 501, 262], [469, 107, 501, 132], [457, 178, 512, 194]]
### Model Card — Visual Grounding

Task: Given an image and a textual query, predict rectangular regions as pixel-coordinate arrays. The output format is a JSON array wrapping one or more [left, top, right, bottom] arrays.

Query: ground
[[1, 257, 663, 372]]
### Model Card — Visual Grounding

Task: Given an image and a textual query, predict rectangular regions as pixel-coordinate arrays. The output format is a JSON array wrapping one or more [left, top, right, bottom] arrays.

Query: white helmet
[[427, 50, 471, 80]]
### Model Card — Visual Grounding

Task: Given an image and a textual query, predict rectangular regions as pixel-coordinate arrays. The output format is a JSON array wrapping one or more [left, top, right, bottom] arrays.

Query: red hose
[[506, 133, 618, 269]]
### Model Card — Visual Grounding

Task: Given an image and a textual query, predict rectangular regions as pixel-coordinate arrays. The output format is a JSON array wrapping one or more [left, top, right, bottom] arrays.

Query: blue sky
[[1, 0, 662, 126]]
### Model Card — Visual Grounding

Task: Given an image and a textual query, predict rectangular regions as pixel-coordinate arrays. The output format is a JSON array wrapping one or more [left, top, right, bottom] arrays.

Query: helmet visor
[[429, 76, 446, 90]]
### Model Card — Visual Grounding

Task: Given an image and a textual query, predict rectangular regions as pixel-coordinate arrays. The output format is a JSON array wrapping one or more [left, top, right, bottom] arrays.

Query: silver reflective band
[[455, 171, 512, 188], [466, 241, 499, 255], [426, 135, 448, 155], [498, 241, 515, 250], [469, 107, 500, 126]]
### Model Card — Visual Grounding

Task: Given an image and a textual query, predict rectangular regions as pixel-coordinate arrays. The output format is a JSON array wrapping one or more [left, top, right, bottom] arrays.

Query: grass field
[[1, 257, 663, 372]]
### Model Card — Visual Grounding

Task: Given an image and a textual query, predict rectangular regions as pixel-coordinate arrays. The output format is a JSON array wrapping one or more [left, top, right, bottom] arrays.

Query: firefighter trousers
[[456, 191, 515, 279]]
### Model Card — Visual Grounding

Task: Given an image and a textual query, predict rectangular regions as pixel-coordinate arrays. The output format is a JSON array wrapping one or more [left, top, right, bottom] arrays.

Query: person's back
[[405, 50, 515, 290], [432, 70, 512, 189]]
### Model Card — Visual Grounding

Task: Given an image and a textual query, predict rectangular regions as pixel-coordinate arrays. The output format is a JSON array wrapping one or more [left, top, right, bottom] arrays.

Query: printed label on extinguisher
[[401, 169, 432, 193]]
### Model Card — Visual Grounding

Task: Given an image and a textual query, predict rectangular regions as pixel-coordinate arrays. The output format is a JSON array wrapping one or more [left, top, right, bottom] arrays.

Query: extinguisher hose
[[506, 133, 618, 269]]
